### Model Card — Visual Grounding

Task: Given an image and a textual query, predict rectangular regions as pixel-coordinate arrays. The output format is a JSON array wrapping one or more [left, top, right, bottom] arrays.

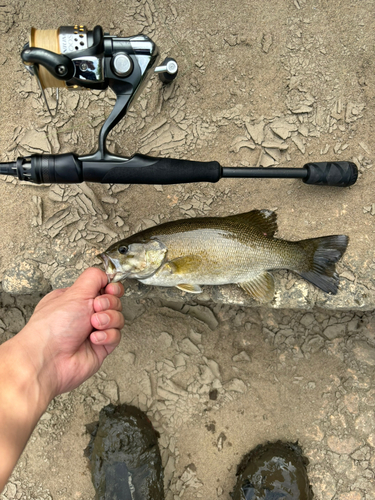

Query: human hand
[[14, 267, 124, 404]]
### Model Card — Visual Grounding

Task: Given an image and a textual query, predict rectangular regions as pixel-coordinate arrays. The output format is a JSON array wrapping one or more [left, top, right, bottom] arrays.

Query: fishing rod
[[0, 25, 357, 188]]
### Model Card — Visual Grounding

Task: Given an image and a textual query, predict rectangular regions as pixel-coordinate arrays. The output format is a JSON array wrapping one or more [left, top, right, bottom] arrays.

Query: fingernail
[[93, 331, 107, 343], [97, 297, 110, 311], [110, 283, 121, 295], [95, 313, 110, 327]]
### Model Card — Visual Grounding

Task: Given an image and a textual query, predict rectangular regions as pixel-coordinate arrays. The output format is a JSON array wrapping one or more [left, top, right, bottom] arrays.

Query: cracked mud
[[1, 0, 375, 499]]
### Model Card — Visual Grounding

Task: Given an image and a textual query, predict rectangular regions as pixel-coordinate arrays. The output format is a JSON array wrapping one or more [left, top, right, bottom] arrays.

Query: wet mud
[[231, 441, 314, 500], [85, 404, 164, 500]]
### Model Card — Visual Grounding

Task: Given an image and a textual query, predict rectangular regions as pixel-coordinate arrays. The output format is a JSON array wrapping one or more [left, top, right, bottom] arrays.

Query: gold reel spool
[[29, 27, 67, 89]]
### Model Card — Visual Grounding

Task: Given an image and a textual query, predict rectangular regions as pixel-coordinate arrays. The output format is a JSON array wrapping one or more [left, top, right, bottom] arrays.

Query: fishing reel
[[21, 24, 178, 160], [0, 25, 357, 187]]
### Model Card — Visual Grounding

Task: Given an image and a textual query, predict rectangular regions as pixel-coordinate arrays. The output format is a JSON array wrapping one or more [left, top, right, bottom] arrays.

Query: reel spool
[[24, 25, 93, 114], [28, 25, 88, 89]]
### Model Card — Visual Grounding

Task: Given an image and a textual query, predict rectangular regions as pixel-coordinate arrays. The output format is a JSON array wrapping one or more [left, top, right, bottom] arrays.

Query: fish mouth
[[107, 272, 126, 283], [97, 253, 129, 283], [97, 253, 110, 272]]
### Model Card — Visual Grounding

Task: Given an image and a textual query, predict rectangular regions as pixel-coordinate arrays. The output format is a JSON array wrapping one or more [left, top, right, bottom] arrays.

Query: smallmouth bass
[[98, 210, 348, 302]]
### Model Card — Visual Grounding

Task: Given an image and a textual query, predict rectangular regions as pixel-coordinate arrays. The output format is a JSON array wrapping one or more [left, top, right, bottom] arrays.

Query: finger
[[90, 328, 122, 356], [104, 282, 124, 298], [69, 267, 108, 299], [91, 310, 125, 331], [93, 294, 122, 312]]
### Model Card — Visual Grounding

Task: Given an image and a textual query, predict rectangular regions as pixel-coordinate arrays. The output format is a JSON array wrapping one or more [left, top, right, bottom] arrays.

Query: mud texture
[[231, 441, 313, 500], [1, 294, 375, 500], [85, 404, 164, 500], [1, 1, 375, 499]]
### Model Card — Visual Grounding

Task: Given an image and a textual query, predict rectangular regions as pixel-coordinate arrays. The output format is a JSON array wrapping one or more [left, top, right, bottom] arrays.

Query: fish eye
[[118, 245, 128, 255]]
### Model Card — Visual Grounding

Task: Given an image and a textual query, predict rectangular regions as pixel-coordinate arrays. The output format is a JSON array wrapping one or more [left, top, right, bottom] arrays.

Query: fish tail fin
[[296, 235, 349, 294]]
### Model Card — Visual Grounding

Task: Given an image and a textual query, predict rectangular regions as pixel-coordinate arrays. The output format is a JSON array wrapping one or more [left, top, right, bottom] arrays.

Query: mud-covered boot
[[85, 404, 164, 500], [231, 441, 313, 499]]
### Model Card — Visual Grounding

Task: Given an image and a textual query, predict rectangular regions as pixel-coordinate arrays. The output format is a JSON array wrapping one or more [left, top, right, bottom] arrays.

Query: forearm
[[0, 269, 124, 492], [0, 334, 50, 492]]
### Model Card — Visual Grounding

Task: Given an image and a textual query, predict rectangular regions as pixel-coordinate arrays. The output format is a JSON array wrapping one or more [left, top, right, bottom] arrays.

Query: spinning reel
[[22, 24, 177, 160], [0, 25, 357, 187]]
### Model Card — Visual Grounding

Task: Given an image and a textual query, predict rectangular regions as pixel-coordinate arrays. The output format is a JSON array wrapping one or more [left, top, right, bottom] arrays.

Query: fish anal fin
[[239, 272, 275, 302], [225, 210, 278, 237], [176, 284, 203, 294], [169, 255, 202, 274]]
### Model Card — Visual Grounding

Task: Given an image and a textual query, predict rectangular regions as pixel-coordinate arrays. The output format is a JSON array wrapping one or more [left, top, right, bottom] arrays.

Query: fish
[[98, 210, 349, 302]]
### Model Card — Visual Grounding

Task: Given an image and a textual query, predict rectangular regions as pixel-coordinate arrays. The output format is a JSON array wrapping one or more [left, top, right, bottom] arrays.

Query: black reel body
[[21, 25, 177, 160]]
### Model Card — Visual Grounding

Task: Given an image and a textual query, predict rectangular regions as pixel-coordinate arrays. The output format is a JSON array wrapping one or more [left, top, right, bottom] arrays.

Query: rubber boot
[[231, 441, 313, 499], [84, 404, 164, 500]]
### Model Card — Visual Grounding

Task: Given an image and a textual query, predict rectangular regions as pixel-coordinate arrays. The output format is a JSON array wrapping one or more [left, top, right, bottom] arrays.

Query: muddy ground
[[1, 295, 375, 500], [1, 0, 375, 499]]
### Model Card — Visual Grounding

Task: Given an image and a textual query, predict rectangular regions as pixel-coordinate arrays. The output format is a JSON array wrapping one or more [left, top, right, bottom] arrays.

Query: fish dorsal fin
[[225, 210, 278, 237], [176, 284, 203, 294], [168, 255, 202, 274], [239, 272, 275, 302]]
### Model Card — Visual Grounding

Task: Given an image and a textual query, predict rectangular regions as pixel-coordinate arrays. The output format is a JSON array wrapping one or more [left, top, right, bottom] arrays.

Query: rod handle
[[303, 161, 358, 187], [84, 154, 222, 184]]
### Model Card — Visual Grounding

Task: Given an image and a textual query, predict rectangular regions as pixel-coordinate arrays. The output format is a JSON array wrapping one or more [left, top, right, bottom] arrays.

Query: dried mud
[[1, 294, 375, 499], [1, 0, 375, 499]]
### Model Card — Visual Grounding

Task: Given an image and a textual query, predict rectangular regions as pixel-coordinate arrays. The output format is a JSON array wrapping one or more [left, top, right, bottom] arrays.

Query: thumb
[[68, 267, 109, 299]]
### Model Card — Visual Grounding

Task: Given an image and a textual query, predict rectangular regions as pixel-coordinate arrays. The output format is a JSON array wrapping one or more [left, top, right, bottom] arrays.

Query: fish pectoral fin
[[225, 209, 278, 237], [168, 255, 202, 275], [239, 272, 275, 302], [176, 284, 203, 294]]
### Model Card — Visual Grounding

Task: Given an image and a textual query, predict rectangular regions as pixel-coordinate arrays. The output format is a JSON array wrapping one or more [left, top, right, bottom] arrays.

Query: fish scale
[[140, 226, 301, 286], [99, 210, 349, 302]]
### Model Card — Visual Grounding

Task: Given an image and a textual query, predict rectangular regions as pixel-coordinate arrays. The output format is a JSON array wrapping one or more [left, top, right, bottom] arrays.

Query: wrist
[[3, 330, 54, 414], [0, 333, 51, 491]]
